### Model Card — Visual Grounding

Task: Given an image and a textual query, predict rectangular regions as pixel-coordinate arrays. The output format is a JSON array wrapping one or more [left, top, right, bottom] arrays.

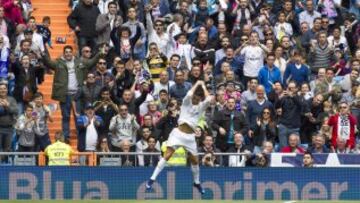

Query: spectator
[[238, 31, 269, 85], [94, 57, 114, 88], [0, 81, 17, 155], [42, 45, 102, 142], [253, 107, 278, 153], [156, 89, 169, 112], [136, 127, 160, 167], [298, 0, 321, 29], [258, 53, 282, 94], [0, 6, 16, 45], [169, 70, 192, 101], [308, 134, 330, 153], [94, 87, 118, 137], [95, 1, 123, 46], [30, 92, 52, 152], [146, 42, 168, 82], [152, 71, 174, 100], [143, 135, 161, 167], [225, 132, 252, 167], [145, 6, 170, 56], [246, 85, 273, 134], [97, 136, 110, 152], [76, 103, 103, 152], [212, 97, 249, 152], [67, 0, 100, 52], [74, 72, 102, 114], [36, 16, 52, 50], [328, 102, 357, 151], [120, 139, 136, 166], [112, 61, 135, 101], [283, 52, 310, 87], [280, 133, 305, 153], [276, 81, 308, 149], [12, 54, 37, 113], [15, 104, 40, 152], [199, 134, 222, 166], [156, 101, 178, 144], [2, 0, 24, 25], [109, 104, 140, 151], [122, 7, 147, 60], [309, 31, 335, 74]]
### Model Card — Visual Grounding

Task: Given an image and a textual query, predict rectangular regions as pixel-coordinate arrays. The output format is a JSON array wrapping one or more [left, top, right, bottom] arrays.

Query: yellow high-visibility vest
[[161, 141, 187, 166], [44, 141, 73, 166]]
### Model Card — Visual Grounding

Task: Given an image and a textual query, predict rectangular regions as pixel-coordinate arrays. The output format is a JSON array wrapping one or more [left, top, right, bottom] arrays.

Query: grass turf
[[2, 201, 359, 203]]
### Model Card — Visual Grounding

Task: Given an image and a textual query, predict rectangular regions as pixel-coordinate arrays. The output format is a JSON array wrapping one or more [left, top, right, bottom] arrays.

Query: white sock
[[191, 164, 200, 184], [150, 158, 167, 180]]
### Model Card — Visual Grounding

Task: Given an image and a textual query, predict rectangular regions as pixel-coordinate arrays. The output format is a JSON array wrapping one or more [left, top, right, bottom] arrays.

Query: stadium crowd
[[0, 0, 359, 166]]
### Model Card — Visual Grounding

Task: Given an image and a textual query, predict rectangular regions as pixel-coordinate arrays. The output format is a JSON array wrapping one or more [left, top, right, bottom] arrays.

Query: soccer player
[[146, 80, 212, 194]]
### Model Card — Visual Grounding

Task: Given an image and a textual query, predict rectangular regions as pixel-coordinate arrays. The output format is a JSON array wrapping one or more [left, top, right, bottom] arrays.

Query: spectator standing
[[31, 92, 52, 151], [74, 72, 102, 114], [169, 70, 192, 101], [144, 136, 161, 167], [67, 0, 100, 52], [258, 53, 282, 94], [238, 31, 269, 85], [212, 97, 249, 152], [276, 81, 308, 149], [42, 45, 102, 142], [298, 0, 321, 29], [76, 103, 103, 152], [95, 1, 123, 46], [328, 102, 357, 151], [15, 104, 40, 152], [109, 104, 140, 151], [94, 87, 118, 137], [136, 127, 160, 167], [253, 107, 278, 153]]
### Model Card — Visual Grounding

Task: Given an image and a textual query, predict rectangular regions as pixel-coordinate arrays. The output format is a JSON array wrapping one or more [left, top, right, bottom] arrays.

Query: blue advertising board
[[0, 167, 359, 200]]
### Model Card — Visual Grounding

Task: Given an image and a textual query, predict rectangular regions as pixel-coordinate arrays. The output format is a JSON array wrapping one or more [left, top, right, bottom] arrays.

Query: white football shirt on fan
[[241, 45, 265, 77]]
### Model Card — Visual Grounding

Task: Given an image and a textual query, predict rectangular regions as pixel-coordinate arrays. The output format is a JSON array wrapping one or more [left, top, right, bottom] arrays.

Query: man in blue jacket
[[258, 53, 282, 94]]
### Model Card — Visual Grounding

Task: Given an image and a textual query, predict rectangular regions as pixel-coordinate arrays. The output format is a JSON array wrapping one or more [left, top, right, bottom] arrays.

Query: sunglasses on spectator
[[98, 62, 106, 65], [193, 62, 201, 65], [83, 50, 91, 53], [265, 32, 273, 36], [263, 111, 270, 115]]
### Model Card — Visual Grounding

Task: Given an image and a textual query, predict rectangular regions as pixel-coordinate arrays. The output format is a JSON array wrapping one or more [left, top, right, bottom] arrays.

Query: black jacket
[[276, 95, 308, 129], [12, 64, 37, 103], [67, 3, 100, 37], [212, 109, 249, 152], [253, 122, 278, 146]]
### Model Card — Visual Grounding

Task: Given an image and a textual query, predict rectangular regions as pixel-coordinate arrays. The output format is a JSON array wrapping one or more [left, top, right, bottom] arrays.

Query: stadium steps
[[32, 0, 78, 150]]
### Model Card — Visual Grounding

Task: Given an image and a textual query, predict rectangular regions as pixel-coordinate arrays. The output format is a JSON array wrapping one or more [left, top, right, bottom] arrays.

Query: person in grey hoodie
[[0, 81, 18, 154], [109, 103, 140, 151]]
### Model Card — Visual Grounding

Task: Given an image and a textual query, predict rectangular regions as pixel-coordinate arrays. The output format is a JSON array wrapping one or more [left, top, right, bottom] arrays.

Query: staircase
[[32, 0, 78, 149]]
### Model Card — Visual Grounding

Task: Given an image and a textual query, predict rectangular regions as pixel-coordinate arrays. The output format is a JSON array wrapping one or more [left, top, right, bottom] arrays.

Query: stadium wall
[[1, 167, 359, 200]]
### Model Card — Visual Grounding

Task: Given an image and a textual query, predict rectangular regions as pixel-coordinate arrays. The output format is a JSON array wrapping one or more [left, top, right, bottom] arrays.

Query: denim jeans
[[278, 124, 300, 150], [60, 94, 75, 141]]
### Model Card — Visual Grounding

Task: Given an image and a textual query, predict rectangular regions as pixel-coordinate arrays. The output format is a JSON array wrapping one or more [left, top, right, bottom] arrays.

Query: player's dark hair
[[194, 85, 205, 100]]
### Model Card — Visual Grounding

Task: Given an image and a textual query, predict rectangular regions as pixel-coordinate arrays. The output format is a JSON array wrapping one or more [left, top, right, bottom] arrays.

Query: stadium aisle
[[32, 0, 78, 149]]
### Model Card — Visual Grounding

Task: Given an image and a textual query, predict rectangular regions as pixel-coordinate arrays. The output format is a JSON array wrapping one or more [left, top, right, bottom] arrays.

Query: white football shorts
[[167, 127, 198, 155]]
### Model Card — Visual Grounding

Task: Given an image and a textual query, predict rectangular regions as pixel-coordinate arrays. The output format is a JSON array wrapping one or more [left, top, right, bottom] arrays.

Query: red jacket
[[328, 113, 357, 149], [2, 0, 24, 25], [281, 146, 305, 153]]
